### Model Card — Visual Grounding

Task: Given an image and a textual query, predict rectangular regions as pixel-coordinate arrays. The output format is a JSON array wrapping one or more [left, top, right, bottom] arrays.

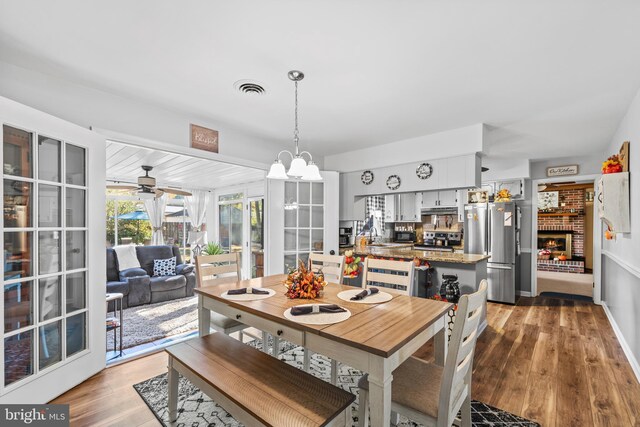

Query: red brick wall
[[537, 259, 585, 273], [538, 188, 585, 257]]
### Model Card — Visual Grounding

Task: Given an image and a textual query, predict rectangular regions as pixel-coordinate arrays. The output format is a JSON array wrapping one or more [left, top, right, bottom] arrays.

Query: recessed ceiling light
[[233, 79, 266, 95]]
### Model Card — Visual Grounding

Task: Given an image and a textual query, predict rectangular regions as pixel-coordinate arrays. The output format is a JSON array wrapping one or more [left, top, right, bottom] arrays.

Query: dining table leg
[[198, 295, 211, 337], [367, 357, 393, 427], [434, 316, 448, 366]]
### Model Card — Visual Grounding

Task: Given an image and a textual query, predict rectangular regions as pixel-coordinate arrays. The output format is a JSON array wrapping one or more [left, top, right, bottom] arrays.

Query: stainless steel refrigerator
[[464, 202, 520, 304]]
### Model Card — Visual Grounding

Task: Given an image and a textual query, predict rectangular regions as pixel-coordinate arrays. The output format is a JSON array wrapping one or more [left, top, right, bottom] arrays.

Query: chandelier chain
[[293, 80, 299, 153]]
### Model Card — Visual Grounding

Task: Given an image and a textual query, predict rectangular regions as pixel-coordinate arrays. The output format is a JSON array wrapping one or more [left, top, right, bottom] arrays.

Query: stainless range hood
[[421, 207, 458, 215]]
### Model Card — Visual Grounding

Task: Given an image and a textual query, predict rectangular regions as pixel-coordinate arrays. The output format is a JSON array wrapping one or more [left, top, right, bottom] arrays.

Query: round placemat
[[337, 289, 393, 304], [283, 304, 352, 325], [221, 288, 276, 301]]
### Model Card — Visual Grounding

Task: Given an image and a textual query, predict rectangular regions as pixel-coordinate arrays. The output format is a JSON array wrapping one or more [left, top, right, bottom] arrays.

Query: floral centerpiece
[[343, 250, 362, 278], [284, 260, 327, 299], [495, 188, 512, 202], [602, 154, 623, 174]]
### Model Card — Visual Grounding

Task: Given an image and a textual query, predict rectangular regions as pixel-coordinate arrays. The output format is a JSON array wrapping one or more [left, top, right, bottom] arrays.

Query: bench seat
[[166, 332, 355, 427]]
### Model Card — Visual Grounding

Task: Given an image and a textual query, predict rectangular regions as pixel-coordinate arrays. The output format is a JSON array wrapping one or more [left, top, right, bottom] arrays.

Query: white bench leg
[[168, 358, 179, 422], [303, 348, 311, 372], [272, 335, 280, 357], [331, 359, 338, 385], [238, 330, 244, 342], [262, 331, 269, 353], [357, 389, 369, 427]]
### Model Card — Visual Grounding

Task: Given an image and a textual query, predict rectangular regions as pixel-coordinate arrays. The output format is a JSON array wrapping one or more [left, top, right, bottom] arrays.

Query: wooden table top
[[195, 274, 452, 358]]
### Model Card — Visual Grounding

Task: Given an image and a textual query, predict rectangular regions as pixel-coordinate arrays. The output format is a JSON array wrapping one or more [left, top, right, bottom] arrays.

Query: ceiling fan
[[107, 165, 192, 198]]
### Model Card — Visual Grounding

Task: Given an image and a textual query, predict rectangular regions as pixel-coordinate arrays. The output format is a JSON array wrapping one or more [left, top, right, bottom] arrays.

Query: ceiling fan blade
[[154, 189, 165, 198], [106, 184, 138, 191], [159, 187, 192, 196]]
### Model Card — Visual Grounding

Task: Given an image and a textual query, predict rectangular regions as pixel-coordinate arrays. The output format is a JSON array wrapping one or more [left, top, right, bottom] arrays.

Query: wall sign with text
[[546, 164, 578, 177], [190, 124, 219, 153]]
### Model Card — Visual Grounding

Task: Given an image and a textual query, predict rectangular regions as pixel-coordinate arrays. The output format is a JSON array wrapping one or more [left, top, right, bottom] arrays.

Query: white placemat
[[221, 288, 276, 301], [283, 304, 352, 325], [337, 289, 393, 304]]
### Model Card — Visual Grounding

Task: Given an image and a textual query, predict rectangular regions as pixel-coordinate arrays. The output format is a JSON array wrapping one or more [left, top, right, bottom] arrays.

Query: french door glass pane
[[65, 144, 86, 186], [39, 320, 62, 370], [284, 182, 296, 202], [66, 312, 86, 357], [312, 182, 324, 204], [66, 272, 86, 313], [66, 231, 85, 270], [312, 206, 324, 228], [298, 229, 310, 251], [5, 231, 33, 278], [39, 276, 61, 321], [4, 281, 33, 333], [284, 254, 297, 272], [284, 209, 296, 227], [38, 136, 61, 182], [38, 231, 61, 274], [4, 330, 33, 386], [3, 125, 32, 178], [4, 179, 32, 228], [38, 184, 61, 227], [312, 229, 324, 253], [299, 206, 310, 228], [66, 188, 85, 227], [284, 229, 296, 251], [230, 203, 243, 252], [299, 182, 310, 204], [219, 204, 230, 249]]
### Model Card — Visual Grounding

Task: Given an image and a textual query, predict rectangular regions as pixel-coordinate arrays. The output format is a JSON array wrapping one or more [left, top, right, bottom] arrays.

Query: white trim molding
[[601, 301, 640, 384], [602, 250, 640, 280], [518, 291, 532, 297]]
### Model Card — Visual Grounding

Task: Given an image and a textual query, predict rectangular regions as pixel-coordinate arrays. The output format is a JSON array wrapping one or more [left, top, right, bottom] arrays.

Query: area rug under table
[[134, 341, 540, 427], [108, 296, 198, 349]]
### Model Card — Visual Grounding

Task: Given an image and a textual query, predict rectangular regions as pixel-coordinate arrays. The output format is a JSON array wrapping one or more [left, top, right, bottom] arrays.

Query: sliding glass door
[[218, 193, 244, 268]]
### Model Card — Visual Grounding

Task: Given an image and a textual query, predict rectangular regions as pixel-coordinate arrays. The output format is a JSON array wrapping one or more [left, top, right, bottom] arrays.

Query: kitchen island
[[346, 245, 489, 299]]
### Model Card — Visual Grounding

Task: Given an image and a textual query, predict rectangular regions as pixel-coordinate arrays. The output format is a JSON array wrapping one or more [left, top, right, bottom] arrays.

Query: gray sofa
[[106, 245, 196, 309]]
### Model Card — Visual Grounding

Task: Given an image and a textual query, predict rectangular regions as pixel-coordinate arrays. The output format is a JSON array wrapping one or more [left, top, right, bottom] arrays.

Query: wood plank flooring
[[52, 296, 640, 427]]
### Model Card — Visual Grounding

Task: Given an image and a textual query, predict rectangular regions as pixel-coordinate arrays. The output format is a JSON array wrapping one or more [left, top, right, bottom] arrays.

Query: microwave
[[394, 231, 416, 243]]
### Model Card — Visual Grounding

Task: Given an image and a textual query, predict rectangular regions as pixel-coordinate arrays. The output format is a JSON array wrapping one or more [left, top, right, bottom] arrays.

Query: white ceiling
[[2, 1, 640, 160], [106, 142, 265, 191]]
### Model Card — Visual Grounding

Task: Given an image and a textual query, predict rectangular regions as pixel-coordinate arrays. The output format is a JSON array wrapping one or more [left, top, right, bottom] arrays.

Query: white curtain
[[185, 190, 210, 240], [144, 195, 167, 245]]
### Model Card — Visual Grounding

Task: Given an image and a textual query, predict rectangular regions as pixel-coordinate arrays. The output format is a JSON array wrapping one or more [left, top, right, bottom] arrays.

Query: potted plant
[[203, 242, 225, 255]]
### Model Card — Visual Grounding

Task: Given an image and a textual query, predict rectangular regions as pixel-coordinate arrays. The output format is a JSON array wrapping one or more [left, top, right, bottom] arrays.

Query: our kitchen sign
[[547, 164, 578, 177], [190, 124, 219, 153]]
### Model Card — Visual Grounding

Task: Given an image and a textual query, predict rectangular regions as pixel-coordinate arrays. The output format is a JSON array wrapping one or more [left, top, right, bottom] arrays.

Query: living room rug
[[108, 296, 198, 349], [134, 341, 540, 427]]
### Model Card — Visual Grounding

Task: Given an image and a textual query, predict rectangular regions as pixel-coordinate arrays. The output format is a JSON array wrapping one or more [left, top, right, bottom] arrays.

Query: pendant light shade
[[301, 161, 322, 181], [266, 160, 289, 180], [287, 156, 308, 177]]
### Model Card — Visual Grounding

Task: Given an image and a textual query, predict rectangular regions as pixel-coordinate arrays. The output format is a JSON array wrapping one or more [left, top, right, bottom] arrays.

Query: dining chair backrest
[[439, 280, 488, 424], [309, 253, 345, 284], [195, 253, 241, 287], [361, 257, 415, 296]]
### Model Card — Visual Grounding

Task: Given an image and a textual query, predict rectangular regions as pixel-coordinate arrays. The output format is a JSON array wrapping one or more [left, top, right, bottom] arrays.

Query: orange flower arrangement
[[602, 155, 623, 174], [285, 260, 327, 299]]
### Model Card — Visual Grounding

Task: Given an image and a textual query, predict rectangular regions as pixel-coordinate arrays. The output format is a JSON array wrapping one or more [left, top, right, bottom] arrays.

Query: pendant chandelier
[[267, 70, 322, 181]]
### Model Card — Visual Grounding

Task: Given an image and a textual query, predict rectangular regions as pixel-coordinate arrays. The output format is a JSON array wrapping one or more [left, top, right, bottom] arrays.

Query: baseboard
[[518, 291, 532, 297], [601, 301, 640, 384]]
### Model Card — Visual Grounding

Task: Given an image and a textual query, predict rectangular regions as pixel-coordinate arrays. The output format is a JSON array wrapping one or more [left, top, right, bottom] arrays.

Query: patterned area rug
[[134, 340, 540, 427], [108, 296, 198, 349]]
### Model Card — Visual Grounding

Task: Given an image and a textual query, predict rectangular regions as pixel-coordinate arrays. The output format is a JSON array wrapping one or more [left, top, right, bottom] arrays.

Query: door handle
[[488, 264, 512, 270]]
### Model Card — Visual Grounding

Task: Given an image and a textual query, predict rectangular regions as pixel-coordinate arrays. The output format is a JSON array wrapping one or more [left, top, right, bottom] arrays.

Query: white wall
[[481, 157, 530, 181], [0, 60, 293, 166], [530, 154, 603, 179], [324, 123, 483, 172], [600, 86, 640, 377]]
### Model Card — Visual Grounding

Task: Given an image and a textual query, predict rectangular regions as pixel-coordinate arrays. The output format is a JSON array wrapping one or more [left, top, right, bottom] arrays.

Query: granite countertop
[[349, 245, 490, 264]]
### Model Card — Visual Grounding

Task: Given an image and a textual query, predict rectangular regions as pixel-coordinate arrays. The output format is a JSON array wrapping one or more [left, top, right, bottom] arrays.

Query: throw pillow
[[113, 245, 141, 271], [153, 257, 177, 277]]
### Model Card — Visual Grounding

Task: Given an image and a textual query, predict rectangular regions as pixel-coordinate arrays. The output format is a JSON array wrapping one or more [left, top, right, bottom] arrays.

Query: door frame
[[530, 173, 601, 303]]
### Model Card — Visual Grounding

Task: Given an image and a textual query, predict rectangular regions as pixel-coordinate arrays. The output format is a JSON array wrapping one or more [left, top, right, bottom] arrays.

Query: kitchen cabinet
[[421, 190, 457, 208], [384, 194, 395, 222], [481, 179, 525, 200], [353, 196, 366, 221]]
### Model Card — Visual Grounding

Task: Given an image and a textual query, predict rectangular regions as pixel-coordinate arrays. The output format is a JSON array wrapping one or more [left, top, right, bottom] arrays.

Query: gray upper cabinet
[[384, 194, 395, 222], [421, 189, 457, 208], [395, 193, 421, 222]]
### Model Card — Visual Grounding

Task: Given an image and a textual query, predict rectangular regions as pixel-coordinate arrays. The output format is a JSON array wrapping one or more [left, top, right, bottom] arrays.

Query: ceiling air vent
[[234, 80, 266, 95]]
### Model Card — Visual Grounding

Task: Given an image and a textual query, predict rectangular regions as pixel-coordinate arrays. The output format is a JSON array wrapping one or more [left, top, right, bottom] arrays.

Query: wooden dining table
[[195, 274, 452, 427]]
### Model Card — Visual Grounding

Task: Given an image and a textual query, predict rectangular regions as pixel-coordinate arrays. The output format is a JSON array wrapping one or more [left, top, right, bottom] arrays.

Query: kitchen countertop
[[347, 245, 490, 264]]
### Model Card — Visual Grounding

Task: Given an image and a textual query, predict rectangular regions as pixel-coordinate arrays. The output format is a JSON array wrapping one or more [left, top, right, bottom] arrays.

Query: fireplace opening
[[537, 232, 572, 259]]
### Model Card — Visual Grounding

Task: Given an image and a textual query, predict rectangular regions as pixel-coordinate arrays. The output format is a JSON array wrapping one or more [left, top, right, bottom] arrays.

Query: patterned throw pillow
[[153, 257, 176, 277]]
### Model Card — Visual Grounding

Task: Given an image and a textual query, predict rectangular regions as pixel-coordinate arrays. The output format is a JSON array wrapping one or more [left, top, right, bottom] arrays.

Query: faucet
[[368, 226, 378, 244]]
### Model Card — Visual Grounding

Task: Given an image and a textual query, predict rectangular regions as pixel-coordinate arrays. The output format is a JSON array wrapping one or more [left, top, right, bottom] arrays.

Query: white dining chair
[[309, 253, 345, 284], [357, 280, 488, 427], [361, 257, 415, 296], [195, 253, 267, 349]]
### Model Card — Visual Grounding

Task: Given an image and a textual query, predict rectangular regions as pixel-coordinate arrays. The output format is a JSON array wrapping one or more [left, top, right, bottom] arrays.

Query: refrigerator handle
[[486, 208, 491, 256]]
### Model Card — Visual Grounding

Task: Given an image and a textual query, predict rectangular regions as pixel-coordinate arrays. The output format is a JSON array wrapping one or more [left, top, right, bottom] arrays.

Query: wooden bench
[[166, 332, 355, 427]]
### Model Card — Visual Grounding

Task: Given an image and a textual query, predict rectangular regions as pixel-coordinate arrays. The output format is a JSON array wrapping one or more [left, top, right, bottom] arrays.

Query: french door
[[0, 96, 106, 403]]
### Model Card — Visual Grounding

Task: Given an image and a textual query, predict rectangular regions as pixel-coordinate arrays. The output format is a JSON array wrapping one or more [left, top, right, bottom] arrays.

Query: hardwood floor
[[53, 296, 640, 427]]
